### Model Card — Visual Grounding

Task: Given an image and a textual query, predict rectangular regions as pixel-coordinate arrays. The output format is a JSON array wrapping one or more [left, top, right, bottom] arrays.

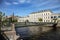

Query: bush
[[38, 18, 43, 22]]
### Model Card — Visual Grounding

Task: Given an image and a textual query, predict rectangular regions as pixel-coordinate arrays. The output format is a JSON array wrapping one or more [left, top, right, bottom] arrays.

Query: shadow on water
[[17, 23, 60, 40], [52, 23, 57, 31], [38, 23, 60, 40], [0, 33, 6, 40], [0, 32, 9, 40]]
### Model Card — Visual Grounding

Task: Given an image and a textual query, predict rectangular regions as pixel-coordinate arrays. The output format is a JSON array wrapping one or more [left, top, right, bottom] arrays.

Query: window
[[48, 13, 49, 15], [51, 16, 53, 18], [54, 16, 57, 18], [44, 20, 45, 22], [46, 20, 47, 22], [44, 17, 45, 19], [46, 17, 47, 19], [48, 17, 49, 19], [46, 13, 47, 15], [44, 14, 45, 15], [42, 14, 43, 16]]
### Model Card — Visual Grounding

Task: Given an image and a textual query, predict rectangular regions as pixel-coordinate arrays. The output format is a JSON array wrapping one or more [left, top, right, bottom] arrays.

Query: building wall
[[42, 11, 52, 22], [28, 11, 52, 22], [18, 17, 29, 22], [28, 12, 43, 22]]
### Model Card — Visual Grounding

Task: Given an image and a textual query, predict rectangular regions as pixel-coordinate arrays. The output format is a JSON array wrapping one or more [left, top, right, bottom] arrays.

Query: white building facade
[[18, 10, 60, 22], [18, 16, 29, 22]]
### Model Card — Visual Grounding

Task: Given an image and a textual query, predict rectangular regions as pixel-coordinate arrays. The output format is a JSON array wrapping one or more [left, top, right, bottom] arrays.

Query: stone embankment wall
[[3, 24, 19, 40]]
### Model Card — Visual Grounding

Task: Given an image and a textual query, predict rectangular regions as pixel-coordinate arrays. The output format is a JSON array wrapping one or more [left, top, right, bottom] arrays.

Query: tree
[[2, 18, 8, 26], [38, 18, 43, 22], [0, 11, 5, 30], [12, 19, 17, 23], [8, 16, 17, 23], [11, 13, 17, 23]]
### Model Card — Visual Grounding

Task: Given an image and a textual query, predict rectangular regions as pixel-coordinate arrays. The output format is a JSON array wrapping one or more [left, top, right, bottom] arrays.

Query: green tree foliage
[[0, 11, 5, 30], [0, 11, 4, 24], [12, 19, 17, 23], [38, 18, 43, 22], [8, 17, 17, 23], [2, 18, 8, 26], [0, 11, 2, 30]]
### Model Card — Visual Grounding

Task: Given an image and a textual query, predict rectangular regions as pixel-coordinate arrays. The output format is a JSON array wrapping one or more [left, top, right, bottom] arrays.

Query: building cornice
[[31, 9, 53, 14]]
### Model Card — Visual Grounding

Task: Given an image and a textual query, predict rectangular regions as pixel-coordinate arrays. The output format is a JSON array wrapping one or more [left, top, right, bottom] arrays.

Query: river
[[15, 26, 60, 40]]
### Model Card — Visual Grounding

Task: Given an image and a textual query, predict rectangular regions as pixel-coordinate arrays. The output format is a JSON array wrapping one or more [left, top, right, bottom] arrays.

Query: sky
[[0, 0, 60, 16]]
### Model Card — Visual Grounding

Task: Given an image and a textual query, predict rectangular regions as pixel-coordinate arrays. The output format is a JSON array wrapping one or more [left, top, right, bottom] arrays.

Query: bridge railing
[[15, 22, 54, 27]]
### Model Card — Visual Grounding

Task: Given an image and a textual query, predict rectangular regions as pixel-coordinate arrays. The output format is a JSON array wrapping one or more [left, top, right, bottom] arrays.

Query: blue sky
[[0, 0, 60, 16]]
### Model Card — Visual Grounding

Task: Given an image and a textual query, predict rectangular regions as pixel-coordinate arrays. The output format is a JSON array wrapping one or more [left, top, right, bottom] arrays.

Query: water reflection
[[15, 27, 31, 38], [39, 28, 60, 40], [15, 26, 60, 40]]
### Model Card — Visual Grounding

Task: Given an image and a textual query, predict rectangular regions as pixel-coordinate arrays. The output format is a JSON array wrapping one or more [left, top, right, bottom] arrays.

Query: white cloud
[[19, 0, 26, 3], [4, 0, 31, 5], [13, 2, 19, 4], [5, 2, 11, 5], [19, 0, 31, 3], [26, 0, 31, 3]]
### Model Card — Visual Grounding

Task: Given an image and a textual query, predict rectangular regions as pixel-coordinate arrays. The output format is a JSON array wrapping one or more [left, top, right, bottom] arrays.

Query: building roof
[[31, 9, 52, 14]]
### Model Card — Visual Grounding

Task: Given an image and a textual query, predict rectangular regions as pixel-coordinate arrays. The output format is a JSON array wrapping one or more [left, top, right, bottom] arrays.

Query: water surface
[[15, 26, 60, 40]]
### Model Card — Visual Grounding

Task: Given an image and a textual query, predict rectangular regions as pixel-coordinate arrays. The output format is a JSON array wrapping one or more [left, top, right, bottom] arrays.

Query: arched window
[[51, 16, 53, 18], [54, 16, 57, 18]]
